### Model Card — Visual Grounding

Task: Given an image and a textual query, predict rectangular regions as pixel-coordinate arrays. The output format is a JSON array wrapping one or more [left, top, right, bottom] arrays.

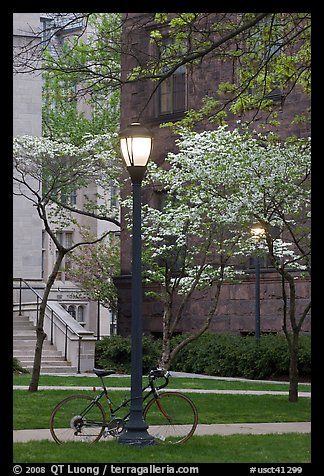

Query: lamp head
[[251, 224, 266, 240], [119, 123, 153, 183]]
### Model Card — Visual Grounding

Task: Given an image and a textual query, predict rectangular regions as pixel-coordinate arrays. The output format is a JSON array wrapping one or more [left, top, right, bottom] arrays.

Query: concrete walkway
[[13, 385, 311, 398], [13, 422, 311, 443]]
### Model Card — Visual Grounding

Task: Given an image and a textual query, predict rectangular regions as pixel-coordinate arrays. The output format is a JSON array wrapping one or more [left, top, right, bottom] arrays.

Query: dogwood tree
[[68, 229, 120, 312], [227, 128, 311, 401], [140, 125, 310, 400], [134, 127, 250, 369], [13, 133, 121, 391]]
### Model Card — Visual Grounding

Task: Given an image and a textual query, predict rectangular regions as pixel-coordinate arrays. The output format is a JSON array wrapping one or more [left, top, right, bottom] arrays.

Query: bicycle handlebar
[[148, 368, 170, 390]]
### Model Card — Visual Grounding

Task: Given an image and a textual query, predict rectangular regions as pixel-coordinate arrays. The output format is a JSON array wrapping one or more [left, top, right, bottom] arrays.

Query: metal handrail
[[13, 277, 82, 373]]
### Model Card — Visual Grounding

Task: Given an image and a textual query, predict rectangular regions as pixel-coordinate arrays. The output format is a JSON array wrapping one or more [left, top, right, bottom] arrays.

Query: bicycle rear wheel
[[143, 392, 198, 444], [50, 395, 106, 444]]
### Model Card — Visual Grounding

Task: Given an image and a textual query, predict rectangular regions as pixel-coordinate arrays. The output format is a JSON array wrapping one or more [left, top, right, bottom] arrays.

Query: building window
[[70, 190, 77, 205], [77, 305, 84, 324], [65, 231, 73, 248], [61, 190, 77, 206], [63, 304, 85, 326], [153, 35, 187, 117], [64, 257, 72, 280], [110, 183, 118, 207], [157, 65, 186, 115], [55, 230, 73, 248], [67, 305, 76, 319], [41, 231, 46, 279], [55, 231, 73, 281], [56, 231, 63, 245]]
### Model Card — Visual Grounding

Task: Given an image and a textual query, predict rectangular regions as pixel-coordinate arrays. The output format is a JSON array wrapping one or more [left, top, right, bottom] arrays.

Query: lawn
[[13, 434, 311, 463], [13, 389, 311, 430], [13, 373, 311, 392], [13, 375, 311, 464]]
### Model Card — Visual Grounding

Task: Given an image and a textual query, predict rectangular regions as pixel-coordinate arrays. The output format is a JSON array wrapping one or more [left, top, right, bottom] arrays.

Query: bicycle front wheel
[[143, 392, 198, 444], [50, 395, 106, 444]]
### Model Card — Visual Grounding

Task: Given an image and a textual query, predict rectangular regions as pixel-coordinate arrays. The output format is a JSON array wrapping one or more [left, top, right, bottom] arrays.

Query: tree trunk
[[159, 283, 222, 370], [28, 248, 65, 392], [160, 335, 172, 370], [280, 270, 303, 403], [288, 330, 299, 402], [28, 326, 46, 392], [159, 305, 173, 370]]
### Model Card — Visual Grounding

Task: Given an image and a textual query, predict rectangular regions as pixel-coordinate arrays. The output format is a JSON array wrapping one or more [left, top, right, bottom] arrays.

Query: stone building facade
[[13, 13, 117, 337], [13, 13, 43, 280], [115, 13, 311, 337]]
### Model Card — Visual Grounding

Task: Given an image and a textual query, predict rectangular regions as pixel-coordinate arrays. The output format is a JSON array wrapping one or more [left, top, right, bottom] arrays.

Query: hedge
[[95, 333, 311, 379], [95, 335, 161, 374], [171, 333, 311, 379]]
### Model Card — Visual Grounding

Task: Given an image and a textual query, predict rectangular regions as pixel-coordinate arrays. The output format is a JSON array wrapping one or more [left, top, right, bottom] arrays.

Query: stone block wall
[[13, 13, 43, 280]]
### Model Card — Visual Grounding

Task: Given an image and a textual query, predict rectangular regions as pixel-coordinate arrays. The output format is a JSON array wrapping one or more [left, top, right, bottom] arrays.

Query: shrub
[[171, 333, 311, 380], [95, 333, 311, 379], [13, 357, 29, 374], [298, 335, 311, 376], [95, 335, 161, 374]]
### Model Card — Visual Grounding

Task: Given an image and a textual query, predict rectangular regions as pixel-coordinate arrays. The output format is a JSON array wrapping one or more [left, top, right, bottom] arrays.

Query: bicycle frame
[[80, 373, 168, 427]]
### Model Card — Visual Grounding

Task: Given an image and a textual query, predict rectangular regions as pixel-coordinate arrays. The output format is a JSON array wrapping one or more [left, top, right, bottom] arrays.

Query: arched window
[[67, 305, 76, 319], [77, 305, 84, 323]]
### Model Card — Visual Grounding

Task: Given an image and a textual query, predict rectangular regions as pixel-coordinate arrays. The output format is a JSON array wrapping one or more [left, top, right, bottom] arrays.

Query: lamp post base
[[118, 410, 155, 446], [118, 427, 155, 447]]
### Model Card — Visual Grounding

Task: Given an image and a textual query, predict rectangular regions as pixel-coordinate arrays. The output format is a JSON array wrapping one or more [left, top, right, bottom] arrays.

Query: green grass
[[13, 374, 311, 464], [13, 373, 311, 392], [13, 434, 311, 463], [13, 389, 311, 430]]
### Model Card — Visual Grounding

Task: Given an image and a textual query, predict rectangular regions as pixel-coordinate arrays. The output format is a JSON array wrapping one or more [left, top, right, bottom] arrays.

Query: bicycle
[[49, 367, 198, 444]]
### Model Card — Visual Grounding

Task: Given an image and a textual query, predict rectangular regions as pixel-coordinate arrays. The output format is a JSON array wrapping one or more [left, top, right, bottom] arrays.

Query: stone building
[[115, 13, 311, 337], [13, 13, 118, 339], [13, 13, 43, 280]]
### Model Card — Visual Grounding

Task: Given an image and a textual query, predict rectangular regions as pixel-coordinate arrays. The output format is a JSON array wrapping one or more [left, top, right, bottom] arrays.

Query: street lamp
[[118, 122, 155, 446], [250, 224, 266, 340]]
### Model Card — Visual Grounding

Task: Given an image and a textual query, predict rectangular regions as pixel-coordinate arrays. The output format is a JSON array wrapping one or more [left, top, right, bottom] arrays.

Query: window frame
[[157, 65, 186, 116]]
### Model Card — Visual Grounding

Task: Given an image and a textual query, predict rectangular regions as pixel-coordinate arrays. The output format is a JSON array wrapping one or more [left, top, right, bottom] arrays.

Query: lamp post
[[118, 122, 155, 446], [251, 224, 265, 340]]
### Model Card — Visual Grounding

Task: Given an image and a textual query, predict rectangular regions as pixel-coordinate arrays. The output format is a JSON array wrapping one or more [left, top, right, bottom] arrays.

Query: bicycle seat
[[93, 368, 116, 377]]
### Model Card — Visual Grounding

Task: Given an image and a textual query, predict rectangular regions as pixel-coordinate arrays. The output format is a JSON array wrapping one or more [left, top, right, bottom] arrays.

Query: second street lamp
[[118, 122, 155, 446], [250, 224, 266, 341]]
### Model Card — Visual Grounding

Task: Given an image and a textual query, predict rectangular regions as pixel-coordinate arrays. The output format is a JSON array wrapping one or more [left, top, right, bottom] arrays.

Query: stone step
[[18, 357, 68, 364], [13, 346, 63, 356], [13, 326, 37, 332], [13, 313, 34, 321], [13, 341, 54, 348], [23, 364, 78, 374], [13, 331, 37, 338], [13, 352, 64, 363], [13, 350, 55, 357], [13, 339, 58, 345], [13, 312, 76, 374], [14, 352, 64, 362], [13, 348, 57, 356], [13, 320, 36, 328], [14, 345, 64, 355]]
